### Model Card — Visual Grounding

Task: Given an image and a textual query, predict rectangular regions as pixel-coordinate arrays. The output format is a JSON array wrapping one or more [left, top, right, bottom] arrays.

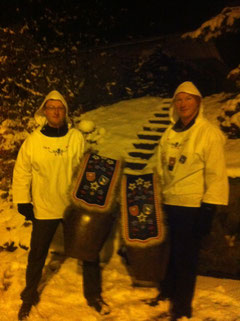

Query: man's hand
[[198, 202, 216, 236], [17, 203, 34, 221]]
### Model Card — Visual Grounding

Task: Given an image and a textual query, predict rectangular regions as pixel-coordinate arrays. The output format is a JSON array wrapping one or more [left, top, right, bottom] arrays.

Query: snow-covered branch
[[182, 7, 240, 41]]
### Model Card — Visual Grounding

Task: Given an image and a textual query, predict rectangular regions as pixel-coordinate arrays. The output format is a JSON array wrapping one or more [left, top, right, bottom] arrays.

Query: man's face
[[174, 92, 200, 125], [44, 99, 66, 128]]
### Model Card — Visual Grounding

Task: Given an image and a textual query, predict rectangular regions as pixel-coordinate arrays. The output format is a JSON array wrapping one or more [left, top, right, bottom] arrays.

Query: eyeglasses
[[45, 106, 65, 112]]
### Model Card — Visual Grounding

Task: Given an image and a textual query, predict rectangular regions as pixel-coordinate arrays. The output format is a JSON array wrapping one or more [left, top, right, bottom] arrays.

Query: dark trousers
[[83, 260, 102, 301], [21, 219, 102, 304], [159, 205, 202, 318]]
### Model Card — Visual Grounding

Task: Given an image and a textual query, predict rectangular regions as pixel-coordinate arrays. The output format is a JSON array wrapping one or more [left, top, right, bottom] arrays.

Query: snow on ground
[[1, 95, 240, 321]]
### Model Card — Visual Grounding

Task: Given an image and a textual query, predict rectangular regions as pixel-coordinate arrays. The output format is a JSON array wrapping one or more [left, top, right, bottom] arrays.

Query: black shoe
[[87, 297, 110, 315], [18, 302, 33, 320], [169, 311, 191, 321], [145, 293, 169, 306], [170, 314, 191, 321], [169, 315, 190, 321], [169, 304, 192, 321]]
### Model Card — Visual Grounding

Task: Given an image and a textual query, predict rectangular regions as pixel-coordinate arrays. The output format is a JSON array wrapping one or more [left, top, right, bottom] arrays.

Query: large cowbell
[[64, 152, 122, 262], [63, 207, 116, 262], [121, 172, 169, 286]]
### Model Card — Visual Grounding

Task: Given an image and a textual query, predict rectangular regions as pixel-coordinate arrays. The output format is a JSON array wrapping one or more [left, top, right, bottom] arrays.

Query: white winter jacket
[[157, 82, 229, 207], [12, 91, 85, 219]]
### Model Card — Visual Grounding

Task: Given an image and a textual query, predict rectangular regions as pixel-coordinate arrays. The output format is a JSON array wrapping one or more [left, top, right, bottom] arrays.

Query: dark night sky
[[104, 0, 229, 35], [0, 0, 232, 38]]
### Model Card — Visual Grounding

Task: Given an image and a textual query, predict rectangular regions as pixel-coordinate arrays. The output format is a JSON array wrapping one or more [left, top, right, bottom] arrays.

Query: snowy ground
[[1, 94, 240, 321]]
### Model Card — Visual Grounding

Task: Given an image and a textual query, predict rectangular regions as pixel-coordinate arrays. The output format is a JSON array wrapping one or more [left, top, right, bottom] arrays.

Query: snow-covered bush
[[78, 120, 96, 133], [217, 94, 240, 139], [182, 6, 240, 89], [77, 119, 106, 148], [227, 64, 240, 90], [182, 6, 240, 41], [0, 117, 36, 199]]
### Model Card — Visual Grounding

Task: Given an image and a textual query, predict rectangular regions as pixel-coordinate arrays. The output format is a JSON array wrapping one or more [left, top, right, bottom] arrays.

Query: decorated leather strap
[[121, 172, 165, 247], [72, 153, 121, 213]]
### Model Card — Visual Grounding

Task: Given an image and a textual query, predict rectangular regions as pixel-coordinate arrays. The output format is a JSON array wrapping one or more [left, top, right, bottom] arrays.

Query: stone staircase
[[124, 98, 171, 172]]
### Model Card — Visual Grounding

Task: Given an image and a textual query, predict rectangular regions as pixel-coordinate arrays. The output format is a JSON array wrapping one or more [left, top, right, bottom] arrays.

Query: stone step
[[137, 130, 162, 141], [132, 139, 159, 150], [126, 148, 154, 160], [123, 167, 151, 175], [143, 123, 168, 132], [154, 112, 169, 118], [149, 118, 171, 125], [162, 98, 172, 104], [124, 157, 148, 170]]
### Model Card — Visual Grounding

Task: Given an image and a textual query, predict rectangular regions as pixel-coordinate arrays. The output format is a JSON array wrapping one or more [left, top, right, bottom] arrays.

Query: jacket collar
[[40, 123, 68, 137]]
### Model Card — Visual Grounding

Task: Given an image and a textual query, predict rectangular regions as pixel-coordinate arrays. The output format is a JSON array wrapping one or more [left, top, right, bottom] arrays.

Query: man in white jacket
[[12, 90, 109, 320], [151, 82, 229, 320]]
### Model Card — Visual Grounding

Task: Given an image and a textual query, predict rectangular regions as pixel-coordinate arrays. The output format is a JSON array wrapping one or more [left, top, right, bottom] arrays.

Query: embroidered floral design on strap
[[72, 153, 121, 213], [121, 172, 165, 247]]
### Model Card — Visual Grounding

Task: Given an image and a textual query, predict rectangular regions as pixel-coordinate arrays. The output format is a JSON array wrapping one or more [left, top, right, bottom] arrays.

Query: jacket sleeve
[[202, 127, 229, 205], [79, 130, 85, 157], [156, 136, 165, 187], [12, 137, 33, 203]]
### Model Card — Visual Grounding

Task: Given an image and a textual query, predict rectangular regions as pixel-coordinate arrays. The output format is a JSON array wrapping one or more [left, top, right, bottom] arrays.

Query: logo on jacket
[[179, 155, 187, 164], [43, 146, 69, 156], [168, 157, 176, 171]]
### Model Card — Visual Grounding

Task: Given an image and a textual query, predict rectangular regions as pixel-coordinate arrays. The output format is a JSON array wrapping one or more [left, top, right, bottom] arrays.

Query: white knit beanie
[[173, 81, 202, 99], [170, 81, 203, 123]]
